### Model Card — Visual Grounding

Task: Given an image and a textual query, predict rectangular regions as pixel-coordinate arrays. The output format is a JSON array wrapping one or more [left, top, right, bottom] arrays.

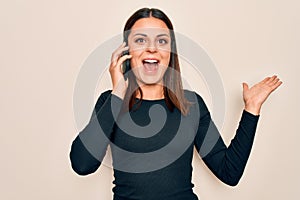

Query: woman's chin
[[133, 67, 167, 86], [137, 75, 164, 85]]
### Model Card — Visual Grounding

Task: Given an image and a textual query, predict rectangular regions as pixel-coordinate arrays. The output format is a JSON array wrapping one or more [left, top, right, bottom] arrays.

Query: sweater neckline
[[135, 98, 165, 102]]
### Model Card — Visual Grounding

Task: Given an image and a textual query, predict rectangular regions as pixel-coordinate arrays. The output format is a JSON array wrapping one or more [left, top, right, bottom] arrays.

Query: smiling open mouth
[[142, 59, 159, 73]]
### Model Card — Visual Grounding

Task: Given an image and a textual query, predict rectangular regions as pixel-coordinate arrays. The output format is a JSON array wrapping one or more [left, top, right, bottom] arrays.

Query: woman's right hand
[[109, 42, 132, 99]]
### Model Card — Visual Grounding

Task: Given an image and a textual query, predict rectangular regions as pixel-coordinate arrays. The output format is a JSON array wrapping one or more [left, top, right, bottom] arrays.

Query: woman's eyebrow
[[157, 33, 170, 37], [133, 33, 170, 37], [133, 33, 147, 37]]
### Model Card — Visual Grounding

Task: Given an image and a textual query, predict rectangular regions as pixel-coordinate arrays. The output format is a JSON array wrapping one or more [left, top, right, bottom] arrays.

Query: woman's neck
[[136, 84, 164, 100]]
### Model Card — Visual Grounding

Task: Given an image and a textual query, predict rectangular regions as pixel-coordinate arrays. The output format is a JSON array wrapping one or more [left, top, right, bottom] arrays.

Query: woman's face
[[127, 17, 171, 85]]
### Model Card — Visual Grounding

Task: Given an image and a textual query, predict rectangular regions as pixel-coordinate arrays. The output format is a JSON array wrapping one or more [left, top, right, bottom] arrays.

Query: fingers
[[111, 42, 129, 65], [261, 75, 281, 85], [110, 42, 132, 75], [265, 75, 277, 84], [116, 54, 132, 70], [271, 79, 283, 91], [261, 75, 283, 92], [261, 75, 278, 84], [261, 76, 271, 84], [265, 75, 282, 87], [109, 54, 132, 74]]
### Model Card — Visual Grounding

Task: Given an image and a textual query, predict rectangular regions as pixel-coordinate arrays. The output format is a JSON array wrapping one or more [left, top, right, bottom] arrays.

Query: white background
[[1, 0, 299, 199]]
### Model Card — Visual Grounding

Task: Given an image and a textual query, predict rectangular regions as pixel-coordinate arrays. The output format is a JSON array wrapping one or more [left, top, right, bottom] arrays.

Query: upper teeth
[[144, 59, 158, 63]]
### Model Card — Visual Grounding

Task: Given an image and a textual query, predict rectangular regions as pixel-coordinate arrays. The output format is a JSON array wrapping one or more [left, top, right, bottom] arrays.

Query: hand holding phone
[[122, 48, 130, 80], [109, 42, 132, 99]]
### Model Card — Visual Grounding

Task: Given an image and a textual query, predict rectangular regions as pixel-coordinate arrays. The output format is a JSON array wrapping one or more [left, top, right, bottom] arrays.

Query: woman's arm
[[70, 42, 132, 175], [195, 75, 282, 186], [69, 90, 122, 175], [195, 109, 259, 186]]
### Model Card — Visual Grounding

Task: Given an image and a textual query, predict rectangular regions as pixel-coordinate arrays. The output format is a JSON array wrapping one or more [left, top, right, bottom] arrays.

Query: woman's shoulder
[[99, 90, 112, 99], [183, 89, 205, 103], [94, 90, 112, 109], [184, 89, 209, 113]]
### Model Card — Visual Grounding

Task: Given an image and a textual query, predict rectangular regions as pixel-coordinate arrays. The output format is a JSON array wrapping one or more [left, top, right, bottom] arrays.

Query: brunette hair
[[123, 8, 191, 115]]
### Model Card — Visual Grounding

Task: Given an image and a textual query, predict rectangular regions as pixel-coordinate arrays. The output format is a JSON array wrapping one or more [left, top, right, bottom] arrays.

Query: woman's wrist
[[244, 102, 261, 116], [111, 88, 126, 100]]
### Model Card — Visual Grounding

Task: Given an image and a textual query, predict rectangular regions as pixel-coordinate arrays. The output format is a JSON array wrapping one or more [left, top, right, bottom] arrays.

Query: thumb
[[242, 82, 249, 91]]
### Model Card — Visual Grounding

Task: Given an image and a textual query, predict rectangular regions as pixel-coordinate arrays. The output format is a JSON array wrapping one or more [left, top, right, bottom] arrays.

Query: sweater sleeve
[[194, 94, 259, 186], [69, 90, 123, 175]]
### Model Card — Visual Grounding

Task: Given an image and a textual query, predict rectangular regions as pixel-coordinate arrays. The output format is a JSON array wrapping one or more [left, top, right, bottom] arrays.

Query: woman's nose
[[145, 41, 157, 52]]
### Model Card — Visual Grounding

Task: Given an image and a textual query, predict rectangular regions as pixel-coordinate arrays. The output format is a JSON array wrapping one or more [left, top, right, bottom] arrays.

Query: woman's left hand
[[242, 75, 283, 115]]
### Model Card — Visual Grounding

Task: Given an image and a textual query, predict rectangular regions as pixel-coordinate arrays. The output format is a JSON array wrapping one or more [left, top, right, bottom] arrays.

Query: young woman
[[70, 8, 282, 200]]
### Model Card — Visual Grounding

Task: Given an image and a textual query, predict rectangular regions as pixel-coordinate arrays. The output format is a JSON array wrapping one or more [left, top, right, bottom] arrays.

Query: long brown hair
[[123, 8, 191, 115]]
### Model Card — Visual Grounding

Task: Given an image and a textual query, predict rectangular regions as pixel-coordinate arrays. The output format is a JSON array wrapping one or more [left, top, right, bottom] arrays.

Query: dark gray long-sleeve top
[[70, 90, 259, 200]]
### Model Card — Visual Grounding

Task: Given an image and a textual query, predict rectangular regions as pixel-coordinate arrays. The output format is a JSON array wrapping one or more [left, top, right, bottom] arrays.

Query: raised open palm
[[243, 75, 282, 115]]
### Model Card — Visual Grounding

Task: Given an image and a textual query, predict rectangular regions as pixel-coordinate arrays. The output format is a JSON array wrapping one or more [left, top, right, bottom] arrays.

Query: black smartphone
[[122, 42, 130, 80]]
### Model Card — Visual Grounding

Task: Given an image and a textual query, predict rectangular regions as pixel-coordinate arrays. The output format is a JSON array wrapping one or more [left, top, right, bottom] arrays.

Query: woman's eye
[[158, 39, 168, 44], [135, 38, 146, 43]]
